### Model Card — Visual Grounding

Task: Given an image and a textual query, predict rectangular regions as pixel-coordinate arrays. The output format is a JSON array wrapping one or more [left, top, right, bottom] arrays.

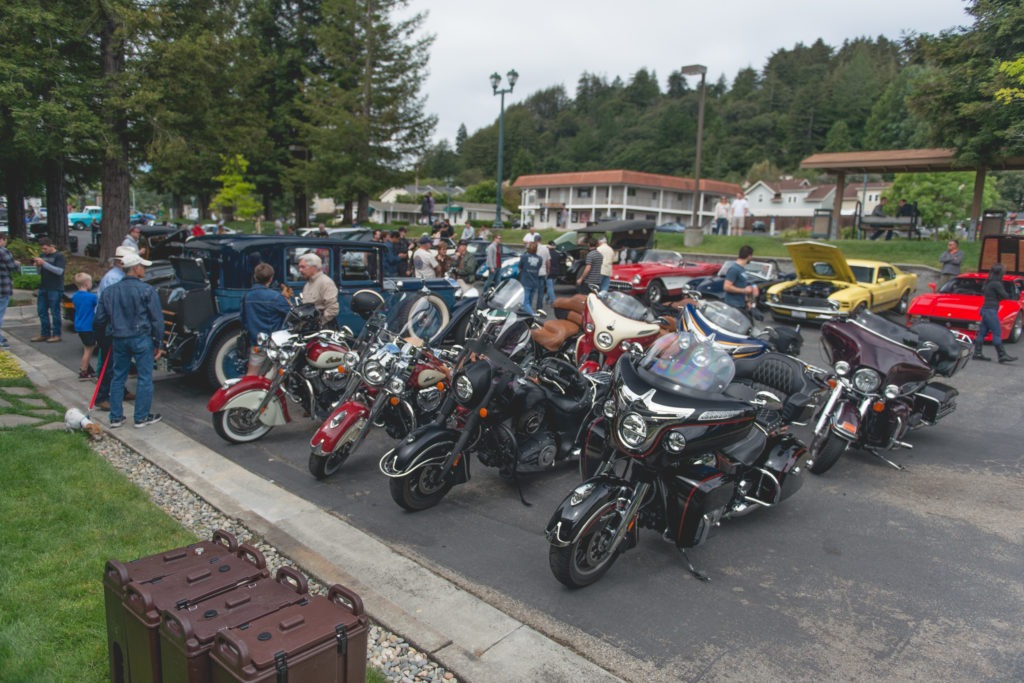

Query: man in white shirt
[[523, 226, 539, 245], [730, 192, 750, 236], [412, 236, 439, 279], [596, 237, 615, 293]]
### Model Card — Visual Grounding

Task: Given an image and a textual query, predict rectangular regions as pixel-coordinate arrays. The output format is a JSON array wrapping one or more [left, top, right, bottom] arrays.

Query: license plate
[[791, 310, 807, 319]]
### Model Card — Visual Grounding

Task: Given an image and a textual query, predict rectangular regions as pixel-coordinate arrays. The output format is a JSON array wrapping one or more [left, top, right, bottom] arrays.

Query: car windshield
[[638, 331, 735, 394], [850, 266, 873, 283], [640, 250, 681, 267], [597, 291, 652, 322], [939, 277, 985, 295], [488, 278, 525, 311]]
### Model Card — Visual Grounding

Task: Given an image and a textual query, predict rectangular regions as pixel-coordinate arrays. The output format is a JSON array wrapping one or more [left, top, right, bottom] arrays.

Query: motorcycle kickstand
[[864, 447, 907, 471], [678, 547, 711, 583]]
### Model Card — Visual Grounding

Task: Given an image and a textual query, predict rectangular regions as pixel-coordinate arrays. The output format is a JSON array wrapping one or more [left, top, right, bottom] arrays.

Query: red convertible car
[[609, 249, 719, 304], [907, 235, 1024, 343]]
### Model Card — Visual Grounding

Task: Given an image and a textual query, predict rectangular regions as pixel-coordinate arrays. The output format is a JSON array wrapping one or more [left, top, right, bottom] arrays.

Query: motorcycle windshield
[[699, 301, 750, 335], [488, 278, 526, 312], [637, 331, 735, 394], [598, 291, 651, 322]]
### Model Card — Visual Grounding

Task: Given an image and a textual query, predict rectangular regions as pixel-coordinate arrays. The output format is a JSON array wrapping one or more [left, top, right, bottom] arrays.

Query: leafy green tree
[[210, 155, 262, 220], [455, 124, 468, 155], [889, 172, 1000, 227]]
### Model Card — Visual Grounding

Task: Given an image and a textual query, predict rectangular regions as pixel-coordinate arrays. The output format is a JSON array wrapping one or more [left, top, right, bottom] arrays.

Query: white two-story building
[[744, 178, 891, 232]]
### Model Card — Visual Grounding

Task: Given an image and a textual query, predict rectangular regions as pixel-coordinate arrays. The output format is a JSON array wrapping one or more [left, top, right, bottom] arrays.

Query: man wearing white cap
[[93, 245, 139, 410], [94, 252, 165, 428]]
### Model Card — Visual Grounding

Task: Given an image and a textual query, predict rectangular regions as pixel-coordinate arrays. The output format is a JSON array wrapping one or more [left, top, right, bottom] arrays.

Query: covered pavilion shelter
[[800, 148, 1024, 239]]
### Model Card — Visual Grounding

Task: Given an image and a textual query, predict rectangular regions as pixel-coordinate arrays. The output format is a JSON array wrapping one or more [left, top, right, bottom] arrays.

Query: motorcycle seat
[[732, 352, 818, 423], [531, 320, 580, 352], [553, 295, 587, 318], [909, 322, 966, 377], [720, 425, 767, 466]]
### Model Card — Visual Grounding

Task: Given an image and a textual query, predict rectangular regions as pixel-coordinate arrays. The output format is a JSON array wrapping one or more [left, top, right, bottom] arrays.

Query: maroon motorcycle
[[807, 309, 971, 474]]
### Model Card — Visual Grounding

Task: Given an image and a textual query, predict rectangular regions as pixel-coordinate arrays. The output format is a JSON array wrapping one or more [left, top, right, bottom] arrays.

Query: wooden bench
[[857, 215, 921, 240]]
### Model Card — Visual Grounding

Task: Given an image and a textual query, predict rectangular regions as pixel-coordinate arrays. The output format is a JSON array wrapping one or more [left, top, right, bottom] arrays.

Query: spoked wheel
[[212, 408, 272, 444], [308, 442, 353, 481], [806, 430, 847, 475], [549, 504, 624, 588], [389, 458, 454, 511], [645, 280, 667, 306]]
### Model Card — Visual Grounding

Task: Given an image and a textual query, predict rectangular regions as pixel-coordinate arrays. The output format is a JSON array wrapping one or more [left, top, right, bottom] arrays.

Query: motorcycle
[[308, 312, 457, 480], [806, 309, 971, 474], [380, 343, 612, 511], [574, 290, 667, 373], [206, 303, 357, 444], [545, 331, 823, 588], [675, 301, 804, 358]]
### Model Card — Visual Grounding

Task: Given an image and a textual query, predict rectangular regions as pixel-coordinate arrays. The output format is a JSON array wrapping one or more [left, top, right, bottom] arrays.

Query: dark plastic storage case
[[210, 585, 369, 683], [160, 567, 310, 683], [104, 530, 240, 682]]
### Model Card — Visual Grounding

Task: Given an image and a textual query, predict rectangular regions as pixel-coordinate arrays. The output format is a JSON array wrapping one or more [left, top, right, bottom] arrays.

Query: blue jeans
[[976, 307, 1003, 350], [110, 336, 154, 422], [521, 285, 537, 315], [544, 277, 556, 308], [715, 218, 728, 235], [0, 295, 9, 345], [599, 275, 610, 293], [37, 289, 62, 337]]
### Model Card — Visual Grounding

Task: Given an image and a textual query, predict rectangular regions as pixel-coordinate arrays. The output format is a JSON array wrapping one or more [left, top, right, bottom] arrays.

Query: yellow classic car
[[765, 241, 917, 321]]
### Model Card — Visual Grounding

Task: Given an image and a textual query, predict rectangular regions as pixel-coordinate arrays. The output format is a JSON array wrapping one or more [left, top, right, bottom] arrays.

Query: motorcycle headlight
[[884, 384, 899, 399], [596, 331, 614, 349], [387, 378, 405, 395], [664, 430, 687, 453], [363, 360, 385, 385], [852, 368, 881, 393], [343, 351, 359, 367], [455, 374, 474, 402], [834, 360, 851, 377], [618, 413, 648, 448], [602, 399, 616, 419]]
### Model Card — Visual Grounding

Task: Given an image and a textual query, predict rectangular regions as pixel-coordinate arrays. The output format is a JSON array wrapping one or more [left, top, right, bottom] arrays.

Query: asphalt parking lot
[[5, 307, 1023, 681]]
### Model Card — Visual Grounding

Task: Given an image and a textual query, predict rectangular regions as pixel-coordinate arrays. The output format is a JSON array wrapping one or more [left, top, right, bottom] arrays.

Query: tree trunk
[[293, 192, 309, 229], [357, 192, 370, 223], [99, 9, 131, 261], [342, 200, 353, 225], [45, 158, 69, 252], [3, 165, 26, 241]]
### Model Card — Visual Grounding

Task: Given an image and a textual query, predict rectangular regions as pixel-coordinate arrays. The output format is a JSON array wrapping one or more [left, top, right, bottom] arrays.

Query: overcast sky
[[412, 0, 973, 146]]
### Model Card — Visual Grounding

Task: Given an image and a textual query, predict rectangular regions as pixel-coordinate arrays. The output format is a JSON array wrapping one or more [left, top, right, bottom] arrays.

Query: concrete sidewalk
[[4, 334, 623, 683]]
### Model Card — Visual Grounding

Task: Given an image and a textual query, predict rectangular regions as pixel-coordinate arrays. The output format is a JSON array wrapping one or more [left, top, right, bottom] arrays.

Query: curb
[[4, 335, 626, 683]]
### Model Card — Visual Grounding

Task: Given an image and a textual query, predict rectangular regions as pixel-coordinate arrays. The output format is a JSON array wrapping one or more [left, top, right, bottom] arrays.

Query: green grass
[[0, 426, 196, 681]]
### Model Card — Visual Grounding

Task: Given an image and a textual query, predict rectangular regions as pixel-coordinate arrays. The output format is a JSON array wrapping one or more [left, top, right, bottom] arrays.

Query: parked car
[[68, 206, 102, 230], [765, 241, 917, 322], [297, 227, 372, 240], [608, 249, 720, 304], [687, 258, 796, 310], [155, 235, 458, 387], [907, 235, 1024, 343], [26, 221, 79, 252], [62, 260, 178, 324]]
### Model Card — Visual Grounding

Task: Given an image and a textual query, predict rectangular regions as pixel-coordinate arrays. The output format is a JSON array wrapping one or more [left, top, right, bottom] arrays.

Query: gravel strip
[[91, 434, 457, 682]]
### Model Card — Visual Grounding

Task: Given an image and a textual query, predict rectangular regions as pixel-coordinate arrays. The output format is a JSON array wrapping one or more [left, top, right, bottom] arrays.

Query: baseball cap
[[418, 235, 432, 244], [121, 252, 152, 268]]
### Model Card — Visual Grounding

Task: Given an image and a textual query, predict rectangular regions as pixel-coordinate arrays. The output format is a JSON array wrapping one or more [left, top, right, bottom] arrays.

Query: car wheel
[[206, 328, 247, 389], [645, 280, 667, 306], [72, 221, 87, 231], [852, 302, 867, 317], [1010, 312, 1023, 344], [897, 291, 910, 315]]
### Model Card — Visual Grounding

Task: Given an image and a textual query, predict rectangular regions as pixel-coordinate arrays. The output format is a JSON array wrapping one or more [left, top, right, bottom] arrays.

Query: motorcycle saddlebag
[[913, 382, 958, 425], [665, 471, 735, 548], [104, 530, 239, 683], [210, 585, 368, 683], [159, 567, 310, 683], [121, 543, 269, 683]]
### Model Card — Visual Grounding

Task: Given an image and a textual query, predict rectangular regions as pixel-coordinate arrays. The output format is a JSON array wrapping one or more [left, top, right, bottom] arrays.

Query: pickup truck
[[68, 206, 102, 229]]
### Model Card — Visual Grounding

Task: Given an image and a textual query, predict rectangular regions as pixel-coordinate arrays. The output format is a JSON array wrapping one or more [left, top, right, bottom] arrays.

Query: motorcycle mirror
[[752, 391, 783, 411]]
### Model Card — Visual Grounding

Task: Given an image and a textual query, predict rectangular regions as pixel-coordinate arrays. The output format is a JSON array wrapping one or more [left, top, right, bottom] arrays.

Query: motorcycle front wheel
[[807, 430, 847, 475], [549, 503, 624, 588], [308, 442, 353, 481], [212, 408, 273, 444], [389, 459, 454, 511]]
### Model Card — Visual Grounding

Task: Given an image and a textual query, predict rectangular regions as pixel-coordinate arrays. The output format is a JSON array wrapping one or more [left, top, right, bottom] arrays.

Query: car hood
[[611, 262, 715, 280], [785, 241, 857, 283], [908, 293, 983, 320]]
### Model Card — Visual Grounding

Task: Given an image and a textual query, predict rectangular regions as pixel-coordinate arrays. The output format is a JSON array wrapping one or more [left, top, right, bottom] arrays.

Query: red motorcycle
[[573, 291, 667, 373], [307, 320, 456, 480], [807, 309, 971, 474], [207, 304, 356, 444]]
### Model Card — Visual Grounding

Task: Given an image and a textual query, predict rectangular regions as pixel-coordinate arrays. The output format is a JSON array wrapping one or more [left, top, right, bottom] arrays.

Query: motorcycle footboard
[[913, 382, 958, 425]]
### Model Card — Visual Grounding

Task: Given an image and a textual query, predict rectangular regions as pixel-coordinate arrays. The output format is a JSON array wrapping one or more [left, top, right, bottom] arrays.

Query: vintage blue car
[[160, 235, 457, 387]]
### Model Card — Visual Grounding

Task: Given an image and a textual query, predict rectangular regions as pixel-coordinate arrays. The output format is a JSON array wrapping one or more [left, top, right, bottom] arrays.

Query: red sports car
[[907, 272, 1024, 343], [609, 249, 719, 304]]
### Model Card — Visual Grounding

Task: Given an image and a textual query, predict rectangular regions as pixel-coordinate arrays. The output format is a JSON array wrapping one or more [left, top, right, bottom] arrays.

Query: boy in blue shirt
[[72, 272, 98, 380]]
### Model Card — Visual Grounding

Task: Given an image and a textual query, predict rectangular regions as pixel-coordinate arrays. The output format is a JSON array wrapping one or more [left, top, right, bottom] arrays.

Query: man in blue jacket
[[242, 263, 292, 376], [94, 252, 165, 428]]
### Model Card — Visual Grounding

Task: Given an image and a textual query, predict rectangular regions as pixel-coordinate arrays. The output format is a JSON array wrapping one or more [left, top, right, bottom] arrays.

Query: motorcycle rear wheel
[[389, 454, 454, 511], [212, 408, 273, 444], [807, 430, 847, 475], [549, 504, 624, 588], [308, 442, 353, 481]]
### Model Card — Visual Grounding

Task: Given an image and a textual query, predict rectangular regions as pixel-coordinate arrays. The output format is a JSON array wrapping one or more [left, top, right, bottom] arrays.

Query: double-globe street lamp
[[680, 64, 707, 247], [490, 69, 518, 228]]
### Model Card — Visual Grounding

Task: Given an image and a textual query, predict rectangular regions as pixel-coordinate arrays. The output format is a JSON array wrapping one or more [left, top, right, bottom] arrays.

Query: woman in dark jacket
[[973, 263, 1017, 363]]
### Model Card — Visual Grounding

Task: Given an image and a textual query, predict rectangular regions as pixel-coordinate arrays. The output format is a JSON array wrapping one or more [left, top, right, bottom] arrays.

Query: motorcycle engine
[[319, 368, 349, 394], [416, 386, 443, 415], [515, 433, 558, 472]]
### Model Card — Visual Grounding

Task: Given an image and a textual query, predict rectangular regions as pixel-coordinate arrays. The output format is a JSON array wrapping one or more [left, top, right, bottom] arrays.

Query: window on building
[[627, 188, 636, 197], [578, 188, 591, 198]]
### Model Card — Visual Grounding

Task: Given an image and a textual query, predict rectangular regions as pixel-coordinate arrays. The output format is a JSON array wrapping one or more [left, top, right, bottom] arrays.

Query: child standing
[[72, 272, 98, 380]]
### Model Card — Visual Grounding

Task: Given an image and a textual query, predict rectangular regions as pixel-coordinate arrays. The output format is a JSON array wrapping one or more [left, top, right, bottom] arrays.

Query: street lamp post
[[680, 64, 707, 247], [490, 69, 518, 228]]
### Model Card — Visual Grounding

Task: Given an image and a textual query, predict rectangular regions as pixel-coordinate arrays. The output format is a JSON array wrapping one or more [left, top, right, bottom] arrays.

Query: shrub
[[5, 238, 38, 261], [12, 273, 41, 290]]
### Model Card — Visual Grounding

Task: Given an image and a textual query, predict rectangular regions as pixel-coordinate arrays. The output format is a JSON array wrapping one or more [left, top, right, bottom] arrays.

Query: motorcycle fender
[[545, 475, 629, 549], [828, 401, 861, 442], [388, 425, 469, 485], [207, 376, 290, 425], [762, 435, 806, 503], [310, 400, 370, 453]]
